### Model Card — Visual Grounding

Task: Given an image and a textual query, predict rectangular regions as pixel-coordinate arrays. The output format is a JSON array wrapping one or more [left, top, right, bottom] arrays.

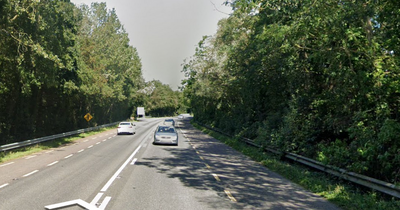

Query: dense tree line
[[0, 1, 145, 144], [140, 80, 186, 117], [182, 0, 400, 183]]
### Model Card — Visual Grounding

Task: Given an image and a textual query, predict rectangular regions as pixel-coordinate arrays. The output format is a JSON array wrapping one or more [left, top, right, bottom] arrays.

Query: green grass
[[0, 126, 116, 163], [192, 122, 400, 210]]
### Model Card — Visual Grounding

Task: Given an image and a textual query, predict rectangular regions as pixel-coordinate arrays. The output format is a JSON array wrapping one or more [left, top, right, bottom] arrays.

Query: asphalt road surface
[[0, 118, 341, 210]]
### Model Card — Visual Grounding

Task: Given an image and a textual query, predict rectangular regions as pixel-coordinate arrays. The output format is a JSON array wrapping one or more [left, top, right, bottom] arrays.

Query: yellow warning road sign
[[84, 113, 93, 122]]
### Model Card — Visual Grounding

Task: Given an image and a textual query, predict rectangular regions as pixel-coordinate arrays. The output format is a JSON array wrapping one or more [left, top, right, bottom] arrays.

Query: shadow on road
[[136, 119, 341, 210]]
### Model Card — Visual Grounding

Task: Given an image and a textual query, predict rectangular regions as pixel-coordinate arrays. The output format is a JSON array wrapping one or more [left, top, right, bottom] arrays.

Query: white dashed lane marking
[[0, 162, 14, 167], [47, 161, 59, 166], [64, 154, 73, 159], [25, 155, 36, 159], [23, 170, 39, 177], [0, 183, 9, 189]]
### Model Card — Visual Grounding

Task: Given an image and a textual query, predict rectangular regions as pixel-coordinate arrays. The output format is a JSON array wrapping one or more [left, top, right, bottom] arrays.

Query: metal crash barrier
[[0, 122, 118, 152], [196, 121, 400, 199]]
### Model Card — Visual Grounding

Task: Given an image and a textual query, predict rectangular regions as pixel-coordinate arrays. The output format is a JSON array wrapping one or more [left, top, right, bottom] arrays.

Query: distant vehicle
[[117, 122, 136, 135], [178, 114, 191, 119], [153, 125, 178, 145], [163, 119, 175, 126], [137, 107, 145, 118]]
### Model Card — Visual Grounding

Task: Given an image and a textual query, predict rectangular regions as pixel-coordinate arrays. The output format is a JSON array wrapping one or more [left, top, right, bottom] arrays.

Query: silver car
[[153, 125, 178, 145], [117, 122, 136, 135]]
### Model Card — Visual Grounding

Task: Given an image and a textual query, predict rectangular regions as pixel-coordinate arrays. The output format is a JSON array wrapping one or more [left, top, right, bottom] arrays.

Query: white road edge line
[[23, 170, 39, 177], [100, 145, 142, 192], [47, 161, 59, 166]]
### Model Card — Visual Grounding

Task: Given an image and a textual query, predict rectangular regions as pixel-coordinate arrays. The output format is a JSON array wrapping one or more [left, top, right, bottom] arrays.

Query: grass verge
[[192, 122, 400, 210], [0, 126, 116, 163]]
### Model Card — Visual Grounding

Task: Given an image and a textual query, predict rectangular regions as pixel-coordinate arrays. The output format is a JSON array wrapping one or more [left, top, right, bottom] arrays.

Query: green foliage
[[182, 0, 400, 184], [142, 80, 181, 117], [196, 122, 400, 210], [0, 1, 144, 144]]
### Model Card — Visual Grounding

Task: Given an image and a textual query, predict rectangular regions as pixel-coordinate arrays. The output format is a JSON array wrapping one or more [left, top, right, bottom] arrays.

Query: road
[[0, 118, 341, 210]]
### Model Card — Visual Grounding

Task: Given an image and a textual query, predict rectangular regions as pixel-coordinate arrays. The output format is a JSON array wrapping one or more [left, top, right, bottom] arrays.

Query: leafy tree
[[144, 80, 180, 117], [0, 1, 144, 145], [182, 0, 400, 183], [76, 2, 144, 123]]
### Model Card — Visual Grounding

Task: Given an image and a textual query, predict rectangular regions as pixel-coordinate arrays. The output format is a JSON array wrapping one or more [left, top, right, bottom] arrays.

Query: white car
[[178, 114, 191, 119], [117, 122, 136, 135]]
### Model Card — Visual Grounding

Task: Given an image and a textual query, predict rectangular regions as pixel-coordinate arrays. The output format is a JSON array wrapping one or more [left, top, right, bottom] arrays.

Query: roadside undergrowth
[[192, 122, 400, 210], [0, 127, 115, 163]]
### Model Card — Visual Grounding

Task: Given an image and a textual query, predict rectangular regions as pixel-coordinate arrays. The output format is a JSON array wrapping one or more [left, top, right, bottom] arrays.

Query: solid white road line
[[45, 199, 97, 210], [23, 170, 39, 177], [100, 145, 142, 192]]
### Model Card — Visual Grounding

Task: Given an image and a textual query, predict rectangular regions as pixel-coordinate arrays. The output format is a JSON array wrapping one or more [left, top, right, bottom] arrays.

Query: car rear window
[[158, 127, 175, 132], [120, 122, 131, 125]]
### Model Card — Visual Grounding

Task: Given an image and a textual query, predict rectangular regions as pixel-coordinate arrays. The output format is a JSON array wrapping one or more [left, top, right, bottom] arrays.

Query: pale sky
[[70, 0, 232, 90]]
